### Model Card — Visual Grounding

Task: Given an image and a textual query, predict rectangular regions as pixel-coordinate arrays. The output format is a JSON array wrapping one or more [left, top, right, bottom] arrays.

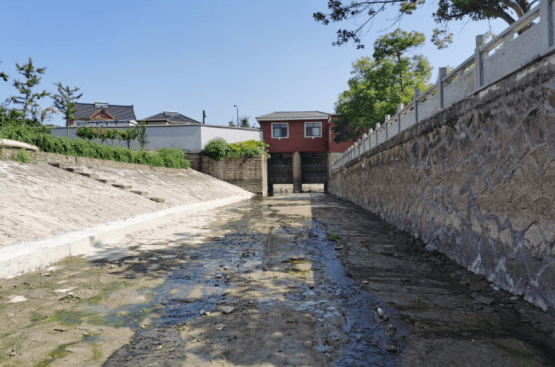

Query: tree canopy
[[333, 29, 432, 142], [314, 0, 536, 49], [10, 58, 49, 121]]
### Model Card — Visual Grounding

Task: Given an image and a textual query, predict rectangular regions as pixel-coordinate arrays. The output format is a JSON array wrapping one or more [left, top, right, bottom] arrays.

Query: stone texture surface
[[200, 154, 267, 196], [329, 52, 555, 311]]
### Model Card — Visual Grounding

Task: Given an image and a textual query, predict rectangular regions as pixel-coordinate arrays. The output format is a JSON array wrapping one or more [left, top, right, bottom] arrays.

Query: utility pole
[[233, 105, 238, 126], [202, 110, 206, 124]]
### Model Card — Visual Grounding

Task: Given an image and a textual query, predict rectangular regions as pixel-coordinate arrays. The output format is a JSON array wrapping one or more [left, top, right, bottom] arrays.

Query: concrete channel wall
[[329, 41, 555, 311], [200, 155, 268, 196]]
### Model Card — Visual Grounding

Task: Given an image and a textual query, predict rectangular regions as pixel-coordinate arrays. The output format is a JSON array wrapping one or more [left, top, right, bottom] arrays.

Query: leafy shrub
[[203, 138, 228, 160], [203, 138, 269, 160], [13, 150, 33, 163], [0, 117, 190, 169]]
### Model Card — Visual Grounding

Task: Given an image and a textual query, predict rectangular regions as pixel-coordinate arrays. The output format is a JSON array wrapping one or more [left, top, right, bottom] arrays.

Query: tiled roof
[[141, 111, 201, 124], [74, 103, 136, 120], [255, 111, 330, 121]]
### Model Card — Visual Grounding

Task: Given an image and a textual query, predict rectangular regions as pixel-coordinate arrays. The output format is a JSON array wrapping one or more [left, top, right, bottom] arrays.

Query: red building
[[255, 111, 356, 194]]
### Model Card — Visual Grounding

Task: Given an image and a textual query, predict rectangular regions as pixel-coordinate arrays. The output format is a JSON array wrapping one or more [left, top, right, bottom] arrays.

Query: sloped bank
[[330, 52, 555, 311], [0, 151, 254, 278]]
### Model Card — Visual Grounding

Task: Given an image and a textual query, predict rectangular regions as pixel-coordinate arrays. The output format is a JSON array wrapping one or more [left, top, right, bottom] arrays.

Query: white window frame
[[271, 122, 289, 139], [304, 121, 322, 138]]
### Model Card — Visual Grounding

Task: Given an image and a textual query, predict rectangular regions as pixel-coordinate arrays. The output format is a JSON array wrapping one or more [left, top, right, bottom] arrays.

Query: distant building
[[141, 111, 201, 126], [71, 102, 137, 127], [256, 111, 356, 194]]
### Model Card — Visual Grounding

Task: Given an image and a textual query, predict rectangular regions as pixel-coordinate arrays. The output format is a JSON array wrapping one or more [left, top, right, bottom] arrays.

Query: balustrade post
[[375, 123, 380, 145], [362, 133, 368, 151], [438, 67, 447, 110], [475, 34, 487, 89], [541, 0, 554, 51], [414, 88, 420, 124], [397, 103, 404, 134], [368, 128, 373, 149]]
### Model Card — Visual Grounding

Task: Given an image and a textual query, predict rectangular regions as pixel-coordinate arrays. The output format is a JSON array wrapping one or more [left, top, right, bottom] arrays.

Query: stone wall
[[0, 149, 191, 174], [200, 155, 267, 196], [329, 52, 555, 311]]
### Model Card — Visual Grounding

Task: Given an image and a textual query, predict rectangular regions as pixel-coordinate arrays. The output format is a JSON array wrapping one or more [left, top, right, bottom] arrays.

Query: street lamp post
[[233, 105, 238, 126]]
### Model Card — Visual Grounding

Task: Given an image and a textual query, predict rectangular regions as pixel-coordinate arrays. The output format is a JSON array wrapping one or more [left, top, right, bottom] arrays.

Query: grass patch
[[34, 343, 76, 367], [91, 344, 102, 361], [86, 281, 129, 305], [52, 309, 104, 326], [328, 234, 341, 241]]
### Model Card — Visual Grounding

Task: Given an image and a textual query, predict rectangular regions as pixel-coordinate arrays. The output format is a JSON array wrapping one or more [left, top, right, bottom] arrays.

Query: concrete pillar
[[397, 103, 404, 133], [475, 34, 487, 89], [540, 0, 554, 50], [438, 67, 447, 110], [414, 88, 421, 123], [292, 151, 302, 193]]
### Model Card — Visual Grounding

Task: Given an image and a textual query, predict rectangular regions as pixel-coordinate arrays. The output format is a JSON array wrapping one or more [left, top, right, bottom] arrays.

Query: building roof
[[141, 111, 201, 124], [74, 102, 136, 121], [255, 111, 330, 121]]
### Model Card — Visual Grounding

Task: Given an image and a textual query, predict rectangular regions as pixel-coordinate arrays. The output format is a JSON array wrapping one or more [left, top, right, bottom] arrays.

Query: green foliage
[[0, 116, 190, 169], [313, 0, 532, 49], [10, 58, 49, 121], [13, 150, 33, 164], [203, 138, 229, 160], [333, 29, 432, 142], [329, 234, 341, 241], [51, 82, 82, 127], [137, 121, 149, 150], [204, 138, 269, 160]]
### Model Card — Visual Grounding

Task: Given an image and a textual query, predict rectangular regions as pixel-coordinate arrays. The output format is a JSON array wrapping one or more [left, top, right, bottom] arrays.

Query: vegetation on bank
[[203, 138, 269, 161], [0, 110, 191, 169]]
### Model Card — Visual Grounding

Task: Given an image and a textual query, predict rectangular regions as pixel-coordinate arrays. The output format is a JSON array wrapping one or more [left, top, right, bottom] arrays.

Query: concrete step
[[147, 197, 165, 203], [65, 167, 84, 174], [112, 184, 132, 189], [130, 190, 149, 196], [96, 178, 115, 184], [78, 172, 100, 179]]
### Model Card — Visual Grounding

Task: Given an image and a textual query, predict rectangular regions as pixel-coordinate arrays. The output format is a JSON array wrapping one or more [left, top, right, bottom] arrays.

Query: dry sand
[[0, 160, 252, 247]]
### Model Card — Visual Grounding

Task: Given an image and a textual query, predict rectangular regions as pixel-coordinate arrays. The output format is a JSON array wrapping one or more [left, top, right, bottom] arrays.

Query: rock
[[335, 246, 344, 250], [476, 296, 495, 305], [386, 345, 398, 353], [223, 306, 234, 314], [156, 344, 164, 350], [223, 266, 229, 271], [140, 318, 152, 329], [54, 327, 68, 332], [215, 325, 224, 331], [40, 273, 51, 277], [112, 184, 132, 189], [7, 296, 27, 303], [376, 307, 384, 317], [362, 280, 369, 284], [9, 349, 16, 356]]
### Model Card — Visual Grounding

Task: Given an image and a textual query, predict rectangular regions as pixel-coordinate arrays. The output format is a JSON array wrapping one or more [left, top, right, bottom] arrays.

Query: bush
[[0, 116, 190, 169], [203, 138, 228, 160], [203, 138, 269, 160]]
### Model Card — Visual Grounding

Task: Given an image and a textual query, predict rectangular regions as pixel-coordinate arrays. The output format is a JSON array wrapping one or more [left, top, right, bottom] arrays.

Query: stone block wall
[[200, 155, 267, 196], [329, 52, 555, 311]]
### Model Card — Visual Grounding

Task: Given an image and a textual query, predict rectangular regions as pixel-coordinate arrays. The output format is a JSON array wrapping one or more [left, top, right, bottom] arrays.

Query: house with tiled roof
[[256, 111, 356, 194], [141, 111, 201, 126], [71, 102, 137, 127]]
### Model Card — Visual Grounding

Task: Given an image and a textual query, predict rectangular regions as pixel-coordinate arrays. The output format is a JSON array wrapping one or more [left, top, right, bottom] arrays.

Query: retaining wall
[[200, 155, 267, 196], [329, 51, 555, 311]]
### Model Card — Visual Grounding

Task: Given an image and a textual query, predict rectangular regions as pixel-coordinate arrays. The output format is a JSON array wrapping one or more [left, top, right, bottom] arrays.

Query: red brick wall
[[260, 119, 329, 154]]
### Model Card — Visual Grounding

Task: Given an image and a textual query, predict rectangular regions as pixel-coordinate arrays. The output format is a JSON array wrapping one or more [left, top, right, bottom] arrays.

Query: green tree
[[314, 0, 534, 49], [0, 61, 7, 82], [333, 29, 432, 142], [10, 58, 50, 120], [136, 121, 149, 150], [52, 82, 83, 137], [239, 115, 251, 128]]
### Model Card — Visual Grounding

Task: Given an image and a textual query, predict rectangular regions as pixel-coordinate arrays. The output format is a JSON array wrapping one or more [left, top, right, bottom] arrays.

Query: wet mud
[[1, 193, 554, 366]]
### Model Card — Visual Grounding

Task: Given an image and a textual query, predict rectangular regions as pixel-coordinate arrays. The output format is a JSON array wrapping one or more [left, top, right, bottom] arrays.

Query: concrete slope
[[0, 161, 254, 277]]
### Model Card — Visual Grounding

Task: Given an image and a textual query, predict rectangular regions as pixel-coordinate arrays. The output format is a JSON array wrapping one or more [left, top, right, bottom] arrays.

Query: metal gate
[[301, 152, 328, 184], [268, 153, 293, 184]]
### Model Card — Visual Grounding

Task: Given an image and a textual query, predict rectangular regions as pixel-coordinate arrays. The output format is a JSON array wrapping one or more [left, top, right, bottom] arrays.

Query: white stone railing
[[332, 0, 555, 171]]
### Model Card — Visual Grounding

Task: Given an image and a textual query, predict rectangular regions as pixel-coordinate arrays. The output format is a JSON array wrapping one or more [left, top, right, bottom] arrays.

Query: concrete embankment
[[0, 159, 254, 278]]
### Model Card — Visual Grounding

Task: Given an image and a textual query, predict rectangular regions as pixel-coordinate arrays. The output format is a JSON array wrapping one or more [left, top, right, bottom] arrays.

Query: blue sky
[[0, 0, 508, 127]]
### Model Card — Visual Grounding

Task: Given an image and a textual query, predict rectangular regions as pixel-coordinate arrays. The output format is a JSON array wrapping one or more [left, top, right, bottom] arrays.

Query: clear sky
[[0, 0, 509, 127]]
